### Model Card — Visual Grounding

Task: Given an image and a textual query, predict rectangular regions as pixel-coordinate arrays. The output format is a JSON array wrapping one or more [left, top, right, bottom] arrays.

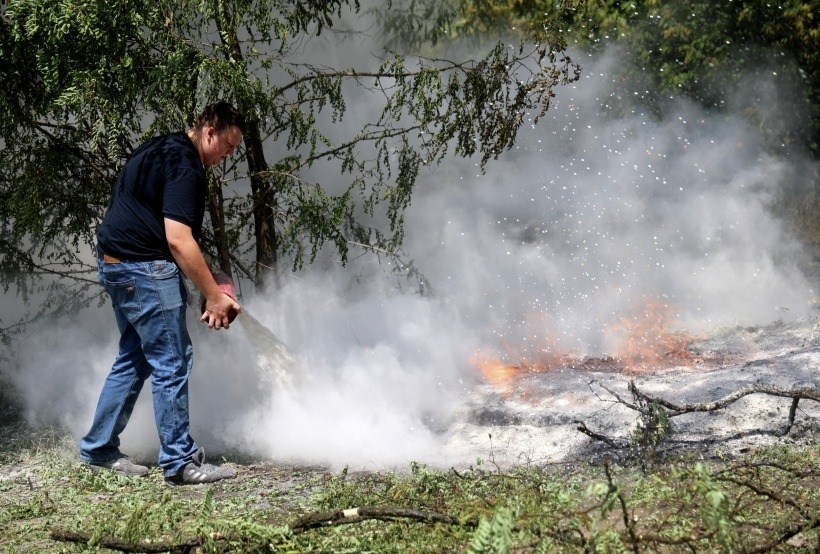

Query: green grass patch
[[0, 426, 819, 553]]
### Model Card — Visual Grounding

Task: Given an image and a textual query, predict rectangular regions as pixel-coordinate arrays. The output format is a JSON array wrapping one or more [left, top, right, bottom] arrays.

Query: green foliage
[[376, 0, 581, 66], [630, 395, 672, 451], [372, 0, 459, 51], [0, 0, 578, 340], [437, 0, 820, 155], [563, 0, 820, 152], [465, 505, 516, 554], [2, 428, 820, 552]]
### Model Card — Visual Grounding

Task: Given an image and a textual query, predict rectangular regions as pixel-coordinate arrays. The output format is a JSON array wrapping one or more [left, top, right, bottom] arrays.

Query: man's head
[[191, 102, 247, 167]]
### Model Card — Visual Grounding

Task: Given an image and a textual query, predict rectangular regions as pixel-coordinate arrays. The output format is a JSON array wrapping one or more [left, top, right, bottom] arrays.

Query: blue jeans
[[79, 258, 198, 476]]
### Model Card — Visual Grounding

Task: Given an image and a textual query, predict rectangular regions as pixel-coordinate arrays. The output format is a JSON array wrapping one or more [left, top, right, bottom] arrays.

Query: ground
[[2, 317, 820, 552], [4, 317, 820, 474], [440, 316, 820, 468]]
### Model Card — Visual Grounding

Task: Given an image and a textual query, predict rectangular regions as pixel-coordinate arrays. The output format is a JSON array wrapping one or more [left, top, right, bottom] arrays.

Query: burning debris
[[471, 300, 762, 400], [442, 317, 820, 468]]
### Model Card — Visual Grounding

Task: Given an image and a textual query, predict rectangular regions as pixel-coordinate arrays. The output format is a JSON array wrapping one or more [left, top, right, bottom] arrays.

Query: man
[[80, 102, 246, 485]]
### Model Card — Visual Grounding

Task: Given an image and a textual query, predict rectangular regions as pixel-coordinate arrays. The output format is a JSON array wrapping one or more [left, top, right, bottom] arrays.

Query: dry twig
[[626, 382, 820, 417], [575, 420, 623, 448], [49, 528, 204, 553], [289, 505, 473, 530]]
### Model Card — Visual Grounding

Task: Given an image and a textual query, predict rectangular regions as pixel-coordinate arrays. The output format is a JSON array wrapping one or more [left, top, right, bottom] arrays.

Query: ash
[[438, 317, 820, 470]]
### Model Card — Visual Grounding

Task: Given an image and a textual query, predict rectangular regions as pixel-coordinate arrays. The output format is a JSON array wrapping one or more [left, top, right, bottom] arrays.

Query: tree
[[444, 0, 820, 155], [0, 0, 579, 342], [572, 1, 820, 151]]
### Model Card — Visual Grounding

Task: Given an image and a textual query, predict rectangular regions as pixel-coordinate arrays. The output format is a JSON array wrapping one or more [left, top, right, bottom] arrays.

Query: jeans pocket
[[151, 262, 184, 310], [106, 277, 142, 323]]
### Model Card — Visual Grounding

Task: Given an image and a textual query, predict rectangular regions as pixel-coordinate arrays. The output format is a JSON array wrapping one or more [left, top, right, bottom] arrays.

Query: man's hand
[[200, 292, 241, 330]]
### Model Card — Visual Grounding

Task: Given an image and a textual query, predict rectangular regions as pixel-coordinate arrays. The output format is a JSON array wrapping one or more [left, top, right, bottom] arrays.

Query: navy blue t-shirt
[[97, 132, 206, 261]]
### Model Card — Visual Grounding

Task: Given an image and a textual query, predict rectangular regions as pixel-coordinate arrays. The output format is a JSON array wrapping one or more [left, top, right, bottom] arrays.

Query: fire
[[608, 300, 698, 372], [470, 352, 520, 388], [472, 300, 702, 391], [470, 345, 573, 394]]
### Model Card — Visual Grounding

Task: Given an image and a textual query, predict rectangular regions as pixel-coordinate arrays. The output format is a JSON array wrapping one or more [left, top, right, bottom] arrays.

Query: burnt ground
[[437, 317, 820, 468]]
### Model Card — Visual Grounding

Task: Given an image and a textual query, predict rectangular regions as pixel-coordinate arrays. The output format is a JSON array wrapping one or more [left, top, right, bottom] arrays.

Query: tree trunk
[[245, 118, 278, 287], [206, 172, 233, 277], [215, 0, 278, 288]]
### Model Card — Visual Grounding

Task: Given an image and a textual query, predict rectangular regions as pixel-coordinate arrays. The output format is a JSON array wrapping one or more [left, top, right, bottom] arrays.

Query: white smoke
[[398, 48, 816, 360], [8, 45, 819, 470]]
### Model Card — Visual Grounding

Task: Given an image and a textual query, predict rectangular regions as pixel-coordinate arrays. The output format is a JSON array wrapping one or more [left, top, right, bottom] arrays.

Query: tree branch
[[289, 505, 472, 530], [574, 420, 623, 448], [49, 528, 205, 553], [627, 381, 820, 416], [577, 381, 820, 452]]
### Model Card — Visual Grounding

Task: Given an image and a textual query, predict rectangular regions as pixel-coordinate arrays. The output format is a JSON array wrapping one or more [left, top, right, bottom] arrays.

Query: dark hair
[[195, 101, 247, 134]]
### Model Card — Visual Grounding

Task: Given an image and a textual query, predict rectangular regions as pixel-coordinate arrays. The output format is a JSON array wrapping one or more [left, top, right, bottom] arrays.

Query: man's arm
[[165, 218, 241, 330]]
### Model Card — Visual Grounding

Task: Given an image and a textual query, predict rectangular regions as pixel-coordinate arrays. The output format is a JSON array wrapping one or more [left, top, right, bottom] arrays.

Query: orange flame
[[470, 352, 520, 388], [471, 300, 702, 393], [608, 300, 698, 372]]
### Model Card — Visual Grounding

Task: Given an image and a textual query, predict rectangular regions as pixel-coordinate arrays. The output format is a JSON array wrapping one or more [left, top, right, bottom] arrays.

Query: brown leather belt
[[102, 253, 121, 264]]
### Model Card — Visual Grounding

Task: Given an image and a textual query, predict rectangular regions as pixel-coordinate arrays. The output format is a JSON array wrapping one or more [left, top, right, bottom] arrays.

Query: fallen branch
[[289, 505, 473, 531], [576, 381, 820, 452], [746, 520, 820, 553], [49, 528, 205, 553], [51, 505, 473, 552], [626, 382, 820, 417], [574, 420, 623, 448], [628, 381, 820, 437]]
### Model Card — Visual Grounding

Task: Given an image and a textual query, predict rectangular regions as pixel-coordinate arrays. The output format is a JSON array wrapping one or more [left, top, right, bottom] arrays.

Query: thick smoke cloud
[[8, 45, 818, 470], [402, 48, 816, 362]]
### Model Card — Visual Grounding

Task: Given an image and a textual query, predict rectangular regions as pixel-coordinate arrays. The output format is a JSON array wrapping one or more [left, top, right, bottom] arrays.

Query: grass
[[1, 422, 819, 553]]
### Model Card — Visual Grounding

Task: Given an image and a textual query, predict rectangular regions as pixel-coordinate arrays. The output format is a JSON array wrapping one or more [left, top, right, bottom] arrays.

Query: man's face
[[202, 125, 242, 167]]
